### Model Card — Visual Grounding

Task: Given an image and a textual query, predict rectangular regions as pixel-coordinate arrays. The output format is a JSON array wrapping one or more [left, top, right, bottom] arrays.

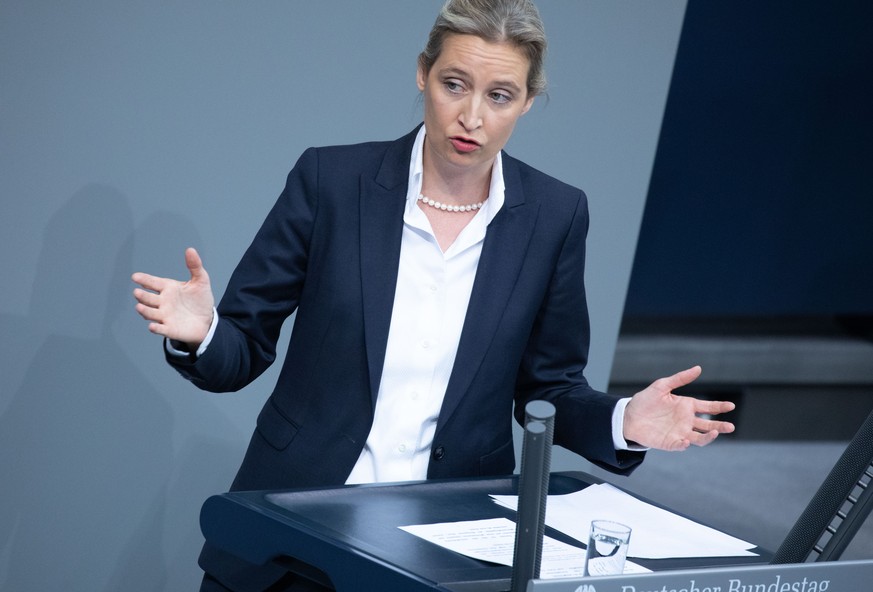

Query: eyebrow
[[437, 66, 524, 94]]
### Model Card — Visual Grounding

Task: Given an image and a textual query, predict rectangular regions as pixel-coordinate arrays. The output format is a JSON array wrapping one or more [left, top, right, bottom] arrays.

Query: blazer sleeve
[[513, 191, 645, 475], [166, 148, 321, 392]]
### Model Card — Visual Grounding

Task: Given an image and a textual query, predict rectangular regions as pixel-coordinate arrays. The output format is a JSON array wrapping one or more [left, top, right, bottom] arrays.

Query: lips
[[450, 136, 480, 153]]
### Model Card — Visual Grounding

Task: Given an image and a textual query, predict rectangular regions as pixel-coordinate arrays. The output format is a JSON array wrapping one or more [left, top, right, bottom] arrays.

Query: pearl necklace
[[418, 194, 485, 213]]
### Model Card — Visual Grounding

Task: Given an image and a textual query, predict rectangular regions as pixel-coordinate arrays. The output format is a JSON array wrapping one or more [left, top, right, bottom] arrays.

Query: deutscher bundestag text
[[620, 575, 830, 592]]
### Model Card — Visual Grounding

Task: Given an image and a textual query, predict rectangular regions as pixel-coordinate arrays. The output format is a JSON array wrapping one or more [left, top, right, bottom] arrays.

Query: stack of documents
[[400, 483, 756, 579], [400, 516, 651, 578], [491, 483, 757, 559]]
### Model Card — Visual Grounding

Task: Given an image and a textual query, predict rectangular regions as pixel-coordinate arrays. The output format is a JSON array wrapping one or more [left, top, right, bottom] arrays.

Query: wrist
[[621, 398, 643, 446]]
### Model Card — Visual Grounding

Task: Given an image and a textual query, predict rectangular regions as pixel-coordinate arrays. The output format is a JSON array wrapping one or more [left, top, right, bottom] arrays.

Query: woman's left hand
[[623, 365, 736, 451]]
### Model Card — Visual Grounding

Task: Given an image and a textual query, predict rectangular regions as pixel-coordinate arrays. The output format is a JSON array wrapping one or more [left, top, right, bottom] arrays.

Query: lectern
[[200, 472, 768, 591]]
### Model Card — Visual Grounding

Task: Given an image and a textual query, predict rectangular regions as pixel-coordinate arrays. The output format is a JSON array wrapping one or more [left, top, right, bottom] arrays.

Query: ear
[[416, 62, 427, 92], [521, 96, 535, 115]]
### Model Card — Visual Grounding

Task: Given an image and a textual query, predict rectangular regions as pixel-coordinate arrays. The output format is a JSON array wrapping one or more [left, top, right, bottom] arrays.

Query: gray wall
[[0, 2, 685, 590]]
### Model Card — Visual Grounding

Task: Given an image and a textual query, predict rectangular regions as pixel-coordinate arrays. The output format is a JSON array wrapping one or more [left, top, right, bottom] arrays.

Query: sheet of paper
[[491, 483, 757, 559], [400, 517, 651, 579]]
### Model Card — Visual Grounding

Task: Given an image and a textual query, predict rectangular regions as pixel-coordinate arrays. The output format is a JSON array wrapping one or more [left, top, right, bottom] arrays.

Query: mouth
[[450, 136, 481, 153]]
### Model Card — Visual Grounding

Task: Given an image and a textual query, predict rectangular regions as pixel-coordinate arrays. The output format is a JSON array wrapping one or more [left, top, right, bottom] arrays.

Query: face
[[417, 34, 534, 180]]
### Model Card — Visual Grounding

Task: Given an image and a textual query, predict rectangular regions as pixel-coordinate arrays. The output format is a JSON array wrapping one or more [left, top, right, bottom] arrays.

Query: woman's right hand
[[132, 247, 215, 350]]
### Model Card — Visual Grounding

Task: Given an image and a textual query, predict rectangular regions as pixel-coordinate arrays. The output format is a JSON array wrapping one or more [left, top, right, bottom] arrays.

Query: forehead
[[431, 33, 530, 87]]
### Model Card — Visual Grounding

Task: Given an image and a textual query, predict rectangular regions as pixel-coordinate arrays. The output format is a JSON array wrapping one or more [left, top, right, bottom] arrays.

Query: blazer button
[[432, 446, 445, 461]]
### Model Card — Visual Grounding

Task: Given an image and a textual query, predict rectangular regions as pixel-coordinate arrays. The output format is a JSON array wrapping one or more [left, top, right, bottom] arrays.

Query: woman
[[133, 1, 735, 590]]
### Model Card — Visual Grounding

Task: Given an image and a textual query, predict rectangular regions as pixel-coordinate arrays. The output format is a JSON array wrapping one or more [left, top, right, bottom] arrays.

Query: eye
[[444, 79, 465, 94], [489, 91, 512, 105]]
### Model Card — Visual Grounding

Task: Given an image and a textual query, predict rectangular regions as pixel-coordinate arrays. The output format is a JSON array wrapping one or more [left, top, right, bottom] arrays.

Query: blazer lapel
[[359, 130, 418, 406], [436, 154, 540, 430]]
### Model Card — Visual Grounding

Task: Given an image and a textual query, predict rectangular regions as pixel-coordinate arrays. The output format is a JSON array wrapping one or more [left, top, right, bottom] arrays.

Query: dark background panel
[[623, 0, 873, 321]]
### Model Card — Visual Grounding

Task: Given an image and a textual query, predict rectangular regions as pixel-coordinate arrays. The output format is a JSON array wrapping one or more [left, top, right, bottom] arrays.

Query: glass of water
[[582, 520, 632, 576]]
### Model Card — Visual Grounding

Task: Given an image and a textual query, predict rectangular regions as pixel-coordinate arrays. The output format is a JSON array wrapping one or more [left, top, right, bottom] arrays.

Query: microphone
[[510, 400, 556, 592]]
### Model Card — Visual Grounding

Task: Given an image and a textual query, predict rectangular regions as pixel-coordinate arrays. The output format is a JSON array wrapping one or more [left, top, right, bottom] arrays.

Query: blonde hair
[[418, 0, 547, 97]]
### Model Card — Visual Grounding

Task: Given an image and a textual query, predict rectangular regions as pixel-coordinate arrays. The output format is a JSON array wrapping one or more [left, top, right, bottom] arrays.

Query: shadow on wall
[[0, 187, 241, 590], [0, 185, 173, 590]]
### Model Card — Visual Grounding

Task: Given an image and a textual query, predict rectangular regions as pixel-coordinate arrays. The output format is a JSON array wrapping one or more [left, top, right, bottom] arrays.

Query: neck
[[421, 144, 492, 206]]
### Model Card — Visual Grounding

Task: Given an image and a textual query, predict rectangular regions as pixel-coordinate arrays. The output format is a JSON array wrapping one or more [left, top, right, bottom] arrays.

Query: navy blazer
[[172, 127, 645, 589], [171, 126, 644, 493]]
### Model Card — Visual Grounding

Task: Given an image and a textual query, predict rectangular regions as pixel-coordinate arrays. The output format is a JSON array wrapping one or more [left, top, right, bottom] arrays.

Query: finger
[[693, 399, 736, 416], [693, 417, 735, 435], [131, 272, 167, 293], [132, 288, 162, 308], [135, 302, 164, 323], [185, 248, 207, 282], [657, 365, 702, 391], [147, 321, 170, 337], [689, 429, 720, 447]]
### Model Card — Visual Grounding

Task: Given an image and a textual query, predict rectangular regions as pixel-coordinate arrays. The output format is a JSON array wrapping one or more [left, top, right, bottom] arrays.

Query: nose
[[458, 95, 483, 131]]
